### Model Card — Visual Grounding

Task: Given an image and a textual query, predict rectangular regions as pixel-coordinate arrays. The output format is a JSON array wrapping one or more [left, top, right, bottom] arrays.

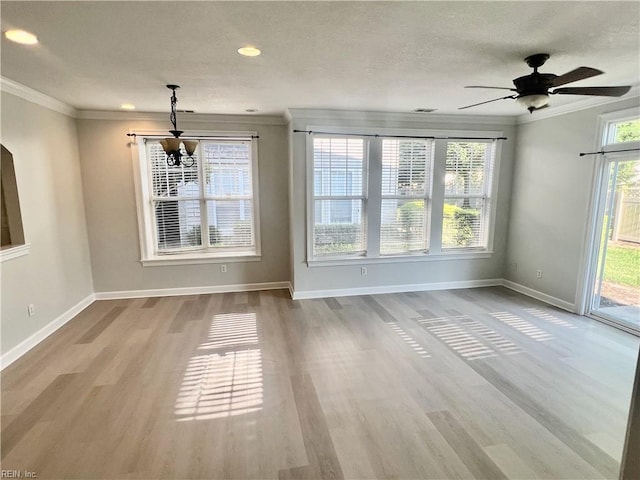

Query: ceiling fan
[[459, 53, 632, 113]]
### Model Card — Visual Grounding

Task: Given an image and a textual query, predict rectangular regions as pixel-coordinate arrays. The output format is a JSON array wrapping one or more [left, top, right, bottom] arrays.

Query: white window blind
[[147, 139, 257, 257], [312, 137, 366, 257], [442, 141, 495, 249], [380, 138, 433, 255]]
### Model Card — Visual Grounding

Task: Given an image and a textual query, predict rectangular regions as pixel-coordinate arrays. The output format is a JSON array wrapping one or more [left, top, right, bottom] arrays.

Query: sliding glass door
[[591, 155, 640, 332]]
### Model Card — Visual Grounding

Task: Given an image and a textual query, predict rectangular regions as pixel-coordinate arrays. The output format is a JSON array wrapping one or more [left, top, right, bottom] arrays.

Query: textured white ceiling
[[1, 1, 639, 116]]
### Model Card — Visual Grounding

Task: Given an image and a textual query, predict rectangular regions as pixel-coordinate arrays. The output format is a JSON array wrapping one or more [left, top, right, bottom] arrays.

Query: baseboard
[[1, 293, 96, 370], [291, 278, 503, 300], [501, 279, 576, 312], [94, 281, 291, 300]]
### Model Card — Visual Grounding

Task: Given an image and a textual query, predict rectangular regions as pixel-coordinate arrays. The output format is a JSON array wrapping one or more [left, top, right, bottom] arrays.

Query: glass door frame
[[578, 107, 640, 335]]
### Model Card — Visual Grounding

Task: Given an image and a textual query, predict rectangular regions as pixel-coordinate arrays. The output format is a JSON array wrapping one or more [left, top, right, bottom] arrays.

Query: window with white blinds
[[312, 137, 366, 257], [306, 131, 500, 263], [442, 141, 494, 249], [380, 138, 433, 255], [141, 137, 259, 262]]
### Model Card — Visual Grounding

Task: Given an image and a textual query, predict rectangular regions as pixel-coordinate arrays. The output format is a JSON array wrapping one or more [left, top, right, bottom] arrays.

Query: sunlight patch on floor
[[388, 322, 431, 358], [523, 308, 578, 329], [175, 312, 263, 421], [419, 316, 497, 360], [489, 312, 553, 341]]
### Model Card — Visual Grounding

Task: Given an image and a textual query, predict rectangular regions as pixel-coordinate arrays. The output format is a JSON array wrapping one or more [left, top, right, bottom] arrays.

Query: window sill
[[0, 243, 31, 263], [141, 253, 261, 267], [307, 250, 493, 267]]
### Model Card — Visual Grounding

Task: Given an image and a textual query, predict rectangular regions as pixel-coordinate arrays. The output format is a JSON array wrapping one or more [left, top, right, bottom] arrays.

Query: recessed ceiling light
[[245, 109, 259, 113], [237, 46, 261, 57], [414, 108, 437, 113], [4, 29, 38, 45], [120, 103, 136, 110]]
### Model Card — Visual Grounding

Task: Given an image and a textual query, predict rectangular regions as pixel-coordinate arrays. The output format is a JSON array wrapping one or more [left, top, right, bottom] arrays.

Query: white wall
[[1, 92, 94, 354], [76, 115, 290, 294], [288, 110, 517, 297], [505, 97, 640, 310]]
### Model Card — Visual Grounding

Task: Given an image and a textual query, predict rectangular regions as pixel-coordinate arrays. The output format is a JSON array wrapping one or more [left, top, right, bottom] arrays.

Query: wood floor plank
[[469, 360, 620, 477], [280, 373, 343, 480], [1, 373, 79, 458], [1, 287, 637, 479], [75, 305, 126, 344], [427, 410, 508, 479], [141, 296, 160, 308]]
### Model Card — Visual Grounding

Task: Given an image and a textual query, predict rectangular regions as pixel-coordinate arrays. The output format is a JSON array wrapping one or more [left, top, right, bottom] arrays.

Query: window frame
[[132, 130, 261, 266], [307, 134, 369, 260], [379, 137, 435, 256], [602, 108, 640, 146], [305, 126, 502, 266], [441, 139, 497, 252]]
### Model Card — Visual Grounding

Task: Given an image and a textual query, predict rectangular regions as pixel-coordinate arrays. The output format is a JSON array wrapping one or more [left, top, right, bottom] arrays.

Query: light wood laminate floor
[[2, 287, 638, 479]]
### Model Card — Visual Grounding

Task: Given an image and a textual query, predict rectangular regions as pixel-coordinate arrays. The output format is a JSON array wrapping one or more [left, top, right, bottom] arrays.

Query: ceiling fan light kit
[[460, 53, 632, 113], [516, 94, 550, 113]]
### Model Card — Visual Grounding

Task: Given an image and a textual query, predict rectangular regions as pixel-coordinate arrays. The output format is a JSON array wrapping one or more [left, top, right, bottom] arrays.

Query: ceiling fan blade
[[465, 86, 517, 91], [552, 86, 631, 97], [458, 95, 517, 110], [550, 67, 603, 87]]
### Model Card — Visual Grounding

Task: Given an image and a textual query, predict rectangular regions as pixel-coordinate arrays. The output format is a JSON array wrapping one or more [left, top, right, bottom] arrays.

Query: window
[[312, 137, 366, 257], [605, 118, 640, 144], [442, 141, 495, 249], [135, 135, 260, 264], [380, 138, 433, 255], [307, 131, 499, 263]]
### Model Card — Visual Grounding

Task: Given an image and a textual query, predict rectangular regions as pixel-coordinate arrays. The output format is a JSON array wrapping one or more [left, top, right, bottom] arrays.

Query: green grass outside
[[603, 243, 640, 288]]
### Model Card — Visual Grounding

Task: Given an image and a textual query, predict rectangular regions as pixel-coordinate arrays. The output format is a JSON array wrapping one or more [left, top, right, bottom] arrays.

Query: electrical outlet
[[536, 269, 542, 279], [221, 264, 227, 273], [27, 304, 35, 316], [361, 266, 368, 276]]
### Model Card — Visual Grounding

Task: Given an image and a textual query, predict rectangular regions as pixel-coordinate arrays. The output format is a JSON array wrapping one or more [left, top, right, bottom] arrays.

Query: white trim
[[94, 281, 290, 300], [289, 108, 516, 126], [0, 293, 95, 370], [77, 110, 288, 125], [0, 243, 30, 262], [0, 77, 77, 117], [307, 251, 493, 267], [501, 279, 576, 313], [517, 89, 640, 125], [587, 313, 640, 337], [291, 278, 502, 300], [141, 254, 261, 267]]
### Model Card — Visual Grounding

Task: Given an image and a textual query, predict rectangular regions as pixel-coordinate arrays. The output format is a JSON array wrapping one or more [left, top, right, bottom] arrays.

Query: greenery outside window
[[442, 141, 495, 250]]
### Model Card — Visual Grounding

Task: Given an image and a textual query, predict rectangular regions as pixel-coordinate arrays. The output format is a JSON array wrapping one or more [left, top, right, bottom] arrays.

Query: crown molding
[[1, 77, 77, 117], [76, 109, 288, 125], [516, 86, 640, 125], [287, 108, 517, 126]]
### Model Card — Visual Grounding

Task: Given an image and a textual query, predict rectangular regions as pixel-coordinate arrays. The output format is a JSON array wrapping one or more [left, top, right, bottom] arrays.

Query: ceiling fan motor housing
[[512, 73, 556, 96]]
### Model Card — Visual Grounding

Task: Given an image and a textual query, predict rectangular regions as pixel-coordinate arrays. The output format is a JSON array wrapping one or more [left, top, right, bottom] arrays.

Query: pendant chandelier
[[160, 85, 197, 167]]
